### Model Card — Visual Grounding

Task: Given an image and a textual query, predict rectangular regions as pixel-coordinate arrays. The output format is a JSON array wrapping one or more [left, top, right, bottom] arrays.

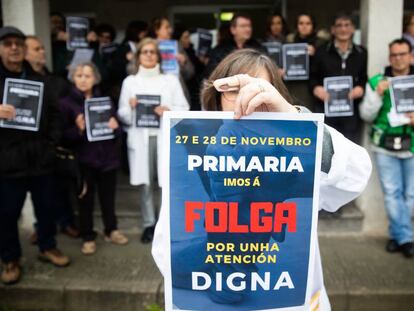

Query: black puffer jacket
[[309, 41, 368, 137], [310, 41, 368, 94], [0, 61, 61, 177]]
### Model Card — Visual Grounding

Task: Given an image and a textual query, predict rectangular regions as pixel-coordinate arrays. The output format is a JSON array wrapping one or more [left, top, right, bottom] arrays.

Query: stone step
[[318, 202, 364, 235], [1, 235, 413, 311]]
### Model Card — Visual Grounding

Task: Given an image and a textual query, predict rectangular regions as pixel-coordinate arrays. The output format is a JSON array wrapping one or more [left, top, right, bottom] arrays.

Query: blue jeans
[[375, 152, 414, 244]]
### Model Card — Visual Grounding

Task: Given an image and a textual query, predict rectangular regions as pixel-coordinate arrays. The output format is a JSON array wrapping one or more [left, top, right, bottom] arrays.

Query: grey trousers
[[138, 136, 160, 228]]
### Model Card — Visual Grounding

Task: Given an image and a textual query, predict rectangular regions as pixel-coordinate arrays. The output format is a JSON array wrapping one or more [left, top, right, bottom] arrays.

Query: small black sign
[[262, 41, 282, 68], [1, 78, 44, 131], [66, 16, 89, 50], [324, 76, 353, 117], [390, 75, 414, 113], [135, 95, 161, 128], [84, 97, 115, 142], [282, 43, 309, 80]]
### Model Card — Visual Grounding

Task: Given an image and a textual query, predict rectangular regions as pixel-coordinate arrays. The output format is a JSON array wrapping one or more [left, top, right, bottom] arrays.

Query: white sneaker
[[105, 230, 129, 245], [81, 241, 96, 255]]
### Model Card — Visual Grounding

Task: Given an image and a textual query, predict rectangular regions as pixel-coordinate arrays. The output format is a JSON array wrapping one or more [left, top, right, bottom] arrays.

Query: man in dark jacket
[[25, 35, 79, 240], [204, 13, 264, 78], [0, 26, 70, 285], [310, 13, 368, 144]]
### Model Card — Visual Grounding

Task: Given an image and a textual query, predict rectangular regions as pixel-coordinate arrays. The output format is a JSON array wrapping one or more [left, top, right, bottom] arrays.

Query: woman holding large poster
[[152, 49, 372, 310]]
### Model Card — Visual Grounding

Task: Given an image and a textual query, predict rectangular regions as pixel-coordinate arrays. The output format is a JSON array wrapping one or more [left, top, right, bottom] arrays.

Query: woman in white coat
[[118, 38, 189, 243]]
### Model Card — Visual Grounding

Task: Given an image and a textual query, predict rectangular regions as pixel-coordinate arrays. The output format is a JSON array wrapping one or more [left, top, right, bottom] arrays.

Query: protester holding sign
[[0, 26, 70, 285], [59, 62, 128, 255], [310, 13, 367, 144], [152, 49, 372, 310], [286, 14, 328, 56], [285, 13, 328, 110], [118, 38, 189, 243], [265, 13, 289, 43], [262, 13, 288, 75], [360, 38, 414, 258], [50, 15, 108, 84], [149, 17, 194, 81]]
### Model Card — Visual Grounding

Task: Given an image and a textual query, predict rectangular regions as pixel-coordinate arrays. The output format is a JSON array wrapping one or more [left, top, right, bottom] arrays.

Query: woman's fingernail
[[213, 77, 240, 92], [234, 110, 240, 119]]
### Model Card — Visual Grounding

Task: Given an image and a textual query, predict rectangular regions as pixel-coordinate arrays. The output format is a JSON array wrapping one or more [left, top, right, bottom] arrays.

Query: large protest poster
[[66, 16, 89, 50], [323, 76, 353, 117], [135, 94, 161, 128], [1, 78, 44, 131], [84, 97, 115, 142], [262, 41, 283, 68], [162, 111, 323, 311], [282, 43, 309, 80], [389, 75, 414, 113], [159, 40, 180, 75]]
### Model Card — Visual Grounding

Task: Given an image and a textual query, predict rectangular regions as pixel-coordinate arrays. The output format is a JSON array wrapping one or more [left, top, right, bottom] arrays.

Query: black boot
[[400, 242, 414, 258], [141, 225, 155, 244]]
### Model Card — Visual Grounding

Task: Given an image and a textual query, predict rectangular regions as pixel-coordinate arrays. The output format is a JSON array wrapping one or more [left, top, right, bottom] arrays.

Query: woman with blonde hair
[[118, 38, 189, 243]]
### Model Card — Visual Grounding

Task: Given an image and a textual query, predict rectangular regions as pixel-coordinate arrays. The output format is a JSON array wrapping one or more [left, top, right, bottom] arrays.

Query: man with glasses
[[310, 13, 367, 144], [360, 38, 414, 258], [0, 26, 70, 285]]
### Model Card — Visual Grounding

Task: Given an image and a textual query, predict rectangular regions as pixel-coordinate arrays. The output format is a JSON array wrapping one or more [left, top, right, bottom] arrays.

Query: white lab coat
[[118, 65, 189, 186], [151, 124, 372, 311]]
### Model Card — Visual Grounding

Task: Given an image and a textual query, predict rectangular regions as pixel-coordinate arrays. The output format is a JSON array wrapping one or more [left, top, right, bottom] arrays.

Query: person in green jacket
[[360, 38, 414, 258]]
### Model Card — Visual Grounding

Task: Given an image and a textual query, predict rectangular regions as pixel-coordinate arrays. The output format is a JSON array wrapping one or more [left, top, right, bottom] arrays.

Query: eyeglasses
[[140, 49, 157, 55], [390, 52, 410, 58], [1, 39, 25, 48]]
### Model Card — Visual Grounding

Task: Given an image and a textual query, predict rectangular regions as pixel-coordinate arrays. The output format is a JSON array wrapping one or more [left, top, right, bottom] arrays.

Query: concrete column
[[2, 0, 52, 69], [360, 0, 404, 76], [358, 0, 404, 235]]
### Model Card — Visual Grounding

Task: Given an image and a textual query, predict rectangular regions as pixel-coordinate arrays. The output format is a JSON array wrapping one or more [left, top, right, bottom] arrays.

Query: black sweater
[[310, 41, 368, 96]]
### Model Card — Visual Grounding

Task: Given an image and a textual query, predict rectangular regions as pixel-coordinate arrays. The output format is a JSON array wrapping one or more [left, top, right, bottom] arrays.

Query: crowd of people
[[0, 9, 413, 289]]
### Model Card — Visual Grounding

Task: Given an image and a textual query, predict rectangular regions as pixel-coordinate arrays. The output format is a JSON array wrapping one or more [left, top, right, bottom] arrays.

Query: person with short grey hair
[[59, 61, 128, 255]]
